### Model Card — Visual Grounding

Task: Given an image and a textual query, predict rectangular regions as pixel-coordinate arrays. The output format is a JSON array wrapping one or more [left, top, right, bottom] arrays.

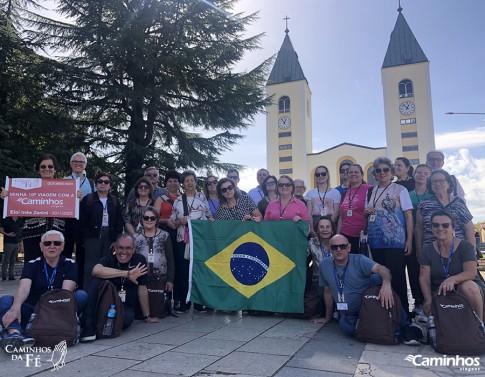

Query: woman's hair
[[313, 215, 335, 235], [277, 175, 295, 196], [313, 165, 330, 188], [35, 153, 60, 172], [430, 209, 455, 229], [163, 170, 181, 186], [426, 169, 455, 195], [413, 164, 432, 175], [203, 175, 218, 198], [181, 169, 197, 184], [372, 156, 395, 176], [396, 157, 414, 178], [261, 175, 278, 197], [95, 171, 112, 183], [140, 206, 160, 227], [348, 163, 366, 184], [134, 176, 153, 199], [216, 177, 241, 203]]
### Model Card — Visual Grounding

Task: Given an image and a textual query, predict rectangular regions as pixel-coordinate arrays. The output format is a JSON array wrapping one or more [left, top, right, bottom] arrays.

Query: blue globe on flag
[[230, 242, 269, 286]]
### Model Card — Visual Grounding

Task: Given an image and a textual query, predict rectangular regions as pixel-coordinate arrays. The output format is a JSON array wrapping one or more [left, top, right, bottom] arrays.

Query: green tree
[[31, 0, 271, 194]]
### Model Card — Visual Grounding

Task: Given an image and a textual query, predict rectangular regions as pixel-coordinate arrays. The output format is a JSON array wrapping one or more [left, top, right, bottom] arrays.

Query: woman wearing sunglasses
[[304, 166, 341, 231], [256, 175, 278, 218], [134, 207, 174, 321], [215, 178, 262, 221], [364, 156, 413, 314], [204, 175, 219, 218], [419, 210, 482, 321]]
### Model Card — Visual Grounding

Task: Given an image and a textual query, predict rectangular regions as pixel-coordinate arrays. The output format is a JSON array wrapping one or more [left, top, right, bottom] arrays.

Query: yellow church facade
[[265, 8, 435, 186]]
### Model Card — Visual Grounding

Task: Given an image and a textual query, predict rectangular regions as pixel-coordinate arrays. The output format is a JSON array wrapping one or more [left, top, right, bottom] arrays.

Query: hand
[[127, 263, 148, 283], [253, 216, 262, 223], [0, 188, 8, 199], [77, 189, 83, 199], [438, 277, 456, 296], [2, 308, 20, 328], [423, 300, 432, 316], [311, 317, 330, 325], [363, 208, 375, 216], [6, 232, 16, 237], [208, 216, 215, 222], [145, 316, 161, 323], [404, 240, 412, 256], [165, 282, 173, 292], [180, 216, 188, 225], [242, 215, 252, 222], [292, 215, 302, 223], [377, 284, 394, 309]]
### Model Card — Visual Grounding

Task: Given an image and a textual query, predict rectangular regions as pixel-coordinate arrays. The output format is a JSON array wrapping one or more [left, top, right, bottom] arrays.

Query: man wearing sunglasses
[[0, 230, 87, 351], [126, 167, 168, 202], [313, 234, 423, 345]]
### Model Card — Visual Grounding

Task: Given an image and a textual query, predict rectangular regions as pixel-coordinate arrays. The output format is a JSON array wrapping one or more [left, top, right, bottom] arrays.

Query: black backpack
[[356, 285, 402, 345], [95, 280, 125, 338], [26, 289, 80, 347], [432, 290, 485, 355]]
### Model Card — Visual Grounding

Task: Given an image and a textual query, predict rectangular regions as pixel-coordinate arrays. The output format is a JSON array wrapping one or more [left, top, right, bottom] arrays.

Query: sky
[[212, 0, 485, 221]]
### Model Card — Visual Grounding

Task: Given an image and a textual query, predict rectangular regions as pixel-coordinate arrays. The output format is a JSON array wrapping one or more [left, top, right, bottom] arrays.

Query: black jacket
[[79, 192, 123, 242]]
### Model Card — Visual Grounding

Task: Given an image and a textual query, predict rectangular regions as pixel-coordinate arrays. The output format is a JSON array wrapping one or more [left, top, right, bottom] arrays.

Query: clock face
[[399, 101, 415, 116], [278, 116, 291, 129]]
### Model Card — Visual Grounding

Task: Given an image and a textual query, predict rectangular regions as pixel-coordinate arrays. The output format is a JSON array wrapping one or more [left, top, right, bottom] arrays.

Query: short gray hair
[[41, 230, 65, 243], [70, 152, 87, 164], [426, 150, 445, 161], [372, 156, 395, 175]]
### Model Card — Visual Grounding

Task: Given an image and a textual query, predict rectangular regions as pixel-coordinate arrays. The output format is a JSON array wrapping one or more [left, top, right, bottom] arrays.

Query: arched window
[[278, 96, 290, 113], [399, 79, 414, 98]]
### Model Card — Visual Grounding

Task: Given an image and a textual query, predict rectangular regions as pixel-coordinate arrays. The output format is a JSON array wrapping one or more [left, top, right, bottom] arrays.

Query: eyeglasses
[[315, 172, 328, 177], [375, 168, 390, 174], [143, 216, 157, 221], [432, 222, 451, 229], [42, 241, 63, 247], [278, 183, 292, 188], [339, 168, 349, 173], [227, 175, 238, 180], [428, 158, 444, 163], [71, 160, 86, 165], [295, 185, 306, 189], [221, 185, 234, 193], [40, 164, 54, 170], [138, 185, 150, 190], [265, 181, 276, 186], [207, 180, 218, 186], [431, 179, 447, 185], [116, 246, 133, 251], [330, 243, 349, 251], [97, 179, 111, 185], [145, 173, 159, 178]]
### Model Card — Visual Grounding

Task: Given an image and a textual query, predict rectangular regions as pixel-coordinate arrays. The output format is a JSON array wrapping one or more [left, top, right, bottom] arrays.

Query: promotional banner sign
[[3, 177, 79, 219]]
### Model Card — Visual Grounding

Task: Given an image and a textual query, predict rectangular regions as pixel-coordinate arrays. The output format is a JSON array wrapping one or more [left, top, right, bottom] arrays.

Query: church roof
[[267, 32, 306, 85], [382, 10, 428, 68]]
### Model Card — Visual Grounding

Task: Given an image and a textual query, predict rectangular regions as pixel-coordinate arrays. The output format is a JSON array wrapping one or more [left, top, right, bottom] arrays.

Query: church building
[[265, 7, 436, 186]]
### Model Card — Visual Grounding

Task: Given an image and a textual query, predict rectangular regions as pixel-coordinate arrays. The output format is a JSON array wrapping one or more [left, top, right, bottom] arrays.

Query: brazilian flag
[[188, 220, 307, 312]]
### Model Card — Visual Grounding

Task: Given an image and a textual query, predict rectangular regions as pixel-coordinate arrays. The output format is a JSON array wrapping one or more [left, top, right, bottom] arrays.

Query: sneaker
[[402, 323, 424, 346], [0, 330, 35, 352], [194, 304, 208, 313], [174, 303, 190, 314], [80, 322, 96, 342]]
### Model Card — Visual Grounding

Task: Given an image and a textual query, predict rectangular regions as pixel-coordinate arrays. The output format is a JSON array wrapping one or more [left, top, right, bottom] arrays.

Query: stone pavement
[[1, 280, 485, 377]]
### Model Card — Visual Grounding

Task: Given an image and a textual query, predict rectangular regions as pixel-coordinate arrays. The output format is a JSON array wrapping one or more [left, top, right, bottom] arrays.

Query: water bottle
[[25, 313, 36, 335], [358, 231, 369, 257], [427, 315, 437, 348], [102, 304, 116, 337]]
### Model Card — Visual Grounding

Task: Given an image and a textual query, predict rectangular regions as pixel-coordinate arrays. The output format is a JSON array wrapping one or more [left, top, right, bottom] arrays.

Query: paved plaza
[[1, 280, 484, 377]]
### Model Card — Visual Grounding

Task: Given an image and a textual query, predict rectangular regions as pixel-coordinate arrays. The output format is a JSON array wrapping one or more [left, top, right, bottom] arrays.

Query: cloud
[[436, 127, 485, 150], [443, 149, 485, 221]]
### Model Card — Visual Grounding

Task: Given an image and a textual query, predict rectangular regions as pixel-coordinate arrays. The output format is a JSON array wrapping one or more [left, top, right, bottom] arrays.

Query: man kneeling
[[313, 234, 423, 345], [80, 233, 159, 342]]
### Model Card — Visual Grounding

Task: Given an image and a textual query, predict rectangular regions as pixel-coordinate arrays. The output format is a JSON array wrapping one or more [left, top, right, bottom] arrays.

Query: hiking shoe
[[0, 330, 35, 352], [402, 323, 424, 346], [80, 322, 96, 342]]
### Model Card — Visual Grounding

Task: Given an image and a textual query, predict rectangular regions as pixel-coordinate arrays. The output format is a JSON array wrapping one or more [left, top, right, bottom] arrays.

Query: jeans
[[2, 243, 19, 279], [0, 290, 88, 333]]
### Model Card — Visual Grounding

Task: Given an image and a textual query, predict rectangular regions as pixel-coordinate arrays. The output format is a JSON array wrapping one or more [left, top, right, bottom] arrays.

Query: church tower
[[381, 6, 435, 164], [266, 24, 312, 178]]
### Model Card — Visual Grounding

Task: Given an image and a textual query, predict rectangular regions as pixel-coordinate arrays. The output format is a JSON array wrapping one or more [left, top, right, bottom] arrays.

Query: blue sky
[[216, 0, 485, 221]]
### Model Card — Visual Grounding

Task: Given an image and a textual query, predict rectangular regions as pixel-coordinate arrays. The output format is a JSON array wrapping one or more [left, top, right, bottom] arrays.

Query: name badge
[[118, 289, 126, 303], [337, 302, 348, 311], [369, 214, 376, 223], [347, 210, 352, 217], [148, 254, 155, 263], [320, 206, 327, 216]]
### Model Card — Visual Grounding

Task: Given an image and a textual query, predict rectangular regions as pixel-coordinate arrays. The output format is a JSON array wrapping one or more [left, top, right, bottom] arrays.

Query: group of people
[[0, 149, 482, 349]]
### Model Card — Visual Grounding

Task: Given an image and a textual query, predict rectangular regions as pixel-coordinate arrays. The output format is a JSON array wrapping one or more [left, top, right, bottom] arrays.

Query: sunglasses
[[278, 183, 292, 188], [42, 241, 63, 247], [315, 172, 328, 177], [97, 179, 111, 185], [143, 216, 157, 221], [138, 185, 150, 190], [330, 243, 349, 251], [71, 160, 86, 165], [207, 180, 218, 186], [221, 185, 234, 193], [40, 164, 54, 170], [265, 181, 276, 186], [145, 173, 159, 177], [432, 222, 451, 229], [375, 168, 390, 174]]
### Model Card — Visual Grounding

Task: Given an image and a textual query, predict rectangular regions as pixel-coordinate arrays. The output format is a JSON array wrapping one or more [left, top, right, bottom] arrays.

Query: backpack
[[95, 280, 125, 338], [147, 274, 167, 319], [356, 285, 402, 345], [26, 289, 79, 347], [432, 290, 485, 355], [285, 289, 323, 319]]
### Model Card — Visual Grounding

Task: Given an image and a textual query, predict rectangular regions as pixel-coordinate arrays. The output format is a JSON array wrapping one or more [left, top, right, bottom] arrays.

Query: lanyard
[[333, 259, 349, 302], [347, 184, 362, 210], [44, 259, 58, 290], [320, 241, 331, 258], [279, 198, 292, 219], [318, 188, 327, 207], [371, 183, 391, 208], [439, 239, 454, 278], [72, 173, 87, 188]]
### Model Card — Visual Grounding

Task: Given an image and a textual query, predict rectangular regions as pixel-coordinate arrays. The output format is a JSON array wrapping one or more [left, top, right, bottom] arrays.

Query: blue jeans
[[0, 290, 88, 332], [338, 274, 410, 337]]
